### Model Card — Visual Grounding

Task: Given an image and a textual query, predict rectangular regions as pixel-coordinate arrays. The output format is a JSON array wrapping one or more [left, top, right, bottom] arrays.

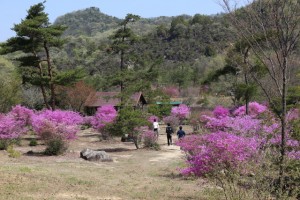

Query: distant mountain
[[54, 7, 175, 37], [54, 7, 121, 37]]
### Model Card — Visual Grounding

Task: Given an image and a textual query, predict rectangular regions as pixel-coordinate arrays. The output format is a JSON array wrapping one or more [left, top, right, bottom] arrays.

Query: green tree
[[0, 2, 83, 110], [0, 57, 21, 112], [109, 13, 140, 94], [106, 107, 149, 149]]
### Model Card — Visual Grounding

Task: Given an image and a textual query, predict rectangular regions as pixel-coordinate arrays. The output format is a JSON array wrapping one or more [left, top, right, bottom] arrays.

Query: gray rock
[[80, 148, 113, 162]]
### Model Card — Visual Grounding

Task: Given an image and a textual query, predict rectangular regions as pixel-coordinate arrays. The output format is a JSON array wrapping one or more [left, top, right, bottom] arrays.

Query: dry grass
[[0, 126, 223, 200]]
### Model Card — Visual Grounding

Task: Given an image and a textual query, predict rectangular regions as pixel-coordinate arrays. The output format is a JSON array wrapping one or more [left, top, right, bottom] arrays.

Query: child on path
[[153, 119, 159, 138], [177, 126, 186, 139], [165, 123, 174, 146]]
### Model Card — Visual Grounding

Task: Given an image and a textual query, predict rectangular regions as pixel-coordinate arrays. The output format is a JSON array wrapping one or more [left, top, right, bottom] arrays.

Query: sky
[[0, 0, 225, 42]]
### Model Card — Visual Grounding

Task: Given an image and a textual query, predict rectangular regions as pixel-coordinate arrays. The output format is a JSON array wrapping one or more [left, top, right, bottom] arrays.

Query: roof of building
[[156, 101, 182, 105]]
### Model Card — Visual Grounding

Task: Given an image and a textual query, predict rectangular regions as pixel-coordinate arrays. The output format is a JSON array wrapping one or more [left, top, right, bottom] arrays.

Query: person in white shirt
[[153, 119, 159, 138]]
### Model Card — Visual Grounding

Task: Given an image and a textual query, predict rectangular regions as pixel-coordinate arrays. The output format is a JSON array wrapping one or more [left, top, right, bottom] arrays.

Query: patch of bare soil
[[0, 125, 221, 200]]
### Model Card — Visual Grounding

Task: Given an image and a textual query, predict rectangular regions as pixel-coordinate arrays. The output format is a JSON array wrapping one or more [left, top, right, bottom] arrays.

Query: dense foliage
[[177, 102, 300, 197]]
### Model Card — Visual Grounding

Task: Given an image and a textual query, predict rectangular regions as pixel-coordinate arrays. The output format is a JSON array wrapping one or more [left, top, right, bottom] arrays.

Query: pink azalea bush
[[141, 130, 158, 148], [177, 102, 300, 177], [0, 115, 28, 140], [31, 109, 83, 155], [233, 102, 267, 117], [91, 105, 117, 131], [31, 109, 83, 139], [0, 105, 32, 149], [8, 105, 34, 127], [148, 115, 159, 123], [171, 104, 190, 120], [163, 86, 180, 97], [177, 132, 260, 176], [163, 115, 180, 129], [213, 105, 230, 119]]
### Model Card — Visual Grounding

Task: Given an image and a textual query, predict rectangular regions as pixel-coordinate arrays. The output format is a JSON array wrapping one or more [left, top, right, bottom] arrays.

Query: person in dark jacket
[[165, 123, 174, 146], [177, 126, 186, 139]]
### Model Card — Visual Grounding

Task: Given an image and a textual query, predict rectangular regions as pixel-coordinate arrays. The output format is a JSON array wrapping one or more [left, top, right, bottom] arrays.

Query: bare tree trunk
[[40, 85, 49, 109], [243, 48, 250, 115], [44, 41, 55, 110], [278, 57, 287, 197], [37, 61, 50, 109]]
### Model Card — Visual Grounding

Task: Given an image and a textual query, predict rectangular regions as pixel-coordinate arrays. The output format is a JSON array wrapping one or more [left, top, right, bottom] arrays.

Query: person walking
[[177, 126, 186, 139], [165, 123, 174, 146], [153, 119, 159, 138]]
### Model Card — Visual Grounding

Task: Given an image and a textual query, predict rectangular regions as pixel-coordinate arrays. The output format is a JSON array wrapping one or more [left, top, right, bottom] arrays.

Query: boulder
[[80, 148, 113, 162]]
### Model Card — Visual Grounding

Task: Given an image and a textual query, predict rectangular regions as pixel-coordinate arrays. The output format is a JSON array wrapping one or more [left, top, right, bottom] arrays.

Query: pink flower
[[171, 104, 190, 119], [233, 102, 267, 117], [91, 105, 117, 131], [213, 106, 229, 118], [148, 115, 159, 123]]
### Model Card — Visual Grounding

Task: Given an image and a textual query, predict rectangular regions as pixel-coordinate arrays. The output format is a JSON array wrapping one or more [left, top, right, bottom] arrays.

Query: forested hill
[[51, 7, 234, 90], [54, 7, 121, 37], [54, 7, 175, 37]]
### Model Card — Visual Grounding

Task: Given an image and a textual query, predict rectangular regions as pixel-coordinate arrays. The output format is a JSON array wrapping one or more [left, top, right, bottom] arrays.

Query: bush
[[233, 102, 267, 117], [177, 132, 260, 176], [177, 102, 300, 199], [7, 145, 21, 158], [81, 116, 93, 129], [171, 104, 190, 120], [44, 138, 68, 155], [148, 115, 159, 123], [141, 130, 159, 150], [213, 105, 229, 118], [163, 115, 180, 131], [0, 140, 9, 150], [0, 115, 28, 140], [91, 105, 117, 139], [31, 109, 83, 155], [107, 107, 149, 149], [8, 105, 34, 127], [0, 139, 21, 150], [29, 138, 37, 146]]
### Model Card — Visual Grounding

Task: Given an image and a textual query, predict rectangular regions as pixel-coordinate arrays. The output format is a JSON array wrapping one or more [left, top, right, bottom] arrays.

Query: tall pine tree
[[1, 2, 83, 110]]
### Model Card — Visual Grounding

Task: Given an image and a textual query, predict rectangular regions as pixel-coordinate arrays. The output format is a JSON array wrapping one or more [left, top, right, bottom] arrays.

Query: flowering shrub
[[91, 105, 117, 131], [8, 105, 34, 127], [287, 108, 299, 121], [82, 116, 93, 128], [163, 86, 180, 97], [0, 106, 30, 149], [171, 104, 190, 120], [177, 132, 260, 176], [178, 102, 300, 178], [31, 109, 83, 155], [163, 115, 180, 130], [32, 110, 83, 139], [213, 106, 229, 118], [35, 109, 83, 126], [233, 102, 267, 117], [148, 115, 159, 123], [0, 115, 27, 140], [141, 130, 158, 148]]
